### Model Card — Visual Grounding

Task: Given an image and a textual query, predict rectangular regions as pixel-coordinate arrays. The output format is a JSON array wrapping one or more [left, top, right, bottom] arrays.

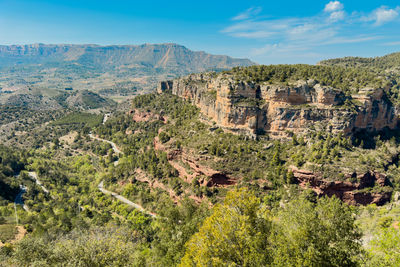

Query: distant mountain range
[[0, 43, 254, 107], [0, 43, 254, 71]]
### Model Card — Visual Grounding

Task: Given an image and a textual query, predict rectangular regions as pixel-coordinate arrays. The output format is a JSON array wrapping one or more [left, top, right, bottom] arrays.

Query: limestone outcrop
[[159, 73, 398, 138]]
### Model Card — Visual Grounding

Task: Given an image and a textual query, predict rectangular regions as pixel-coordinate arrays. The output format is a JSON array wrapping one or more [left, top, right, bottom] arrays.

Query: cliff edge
[[159, 65, 398, 138]]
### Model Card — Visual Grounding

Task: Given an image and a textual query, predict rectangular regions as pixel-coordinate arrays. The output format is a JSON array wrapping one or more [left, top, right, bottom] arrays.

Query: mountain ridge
[[0, 43, 255, 97], [0, 43, 255, 70]]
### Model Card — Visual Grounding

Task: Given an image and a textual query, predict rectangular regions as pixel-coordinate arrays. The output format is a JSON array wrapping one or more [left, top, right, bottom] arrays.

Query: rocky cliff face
[[291, 167, 392, 206], [159, 73, 398, 138], [153, 135, 236, 188]]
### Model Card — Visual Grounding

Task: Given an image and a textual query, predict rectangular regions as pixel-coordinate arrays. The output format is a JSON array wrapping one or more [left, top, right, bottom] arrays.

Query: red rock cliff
[[291, 167, 392, 206]]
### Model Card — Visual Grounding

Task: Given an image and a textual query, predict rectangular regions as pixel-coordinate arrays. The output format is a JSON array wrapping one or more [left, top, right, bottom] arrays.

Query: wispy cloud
[[252, 44, 310, 56], [362, 6, 400, 26], [232, 7, 262, 21], [222, 15, 339, 43], [383, 41, 400, 46], [222, 18, 301, 40], [223, 1, 399, 59], [322, 36, 380, 45], [231, 31, 274, 38], [251, 36, 380, 57]]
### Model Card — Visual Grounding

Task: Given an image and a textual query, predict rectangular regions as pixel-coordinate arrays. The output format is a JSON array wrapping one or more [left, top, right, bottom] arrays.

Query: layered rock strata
[[291, 167, 392, 205], [159, 74, 398, 138], [153, 136, 236, 187]]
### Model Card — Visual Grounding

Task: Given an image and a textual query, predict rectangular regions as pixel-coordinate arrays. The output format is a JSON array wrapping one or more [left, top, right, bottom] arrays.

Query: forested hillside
[[226, 64, 386, 92], [319, 52, 400, 72], [0, 51, 400, 266], [0, 88, 399, 265], [319, 53, 400, 105]]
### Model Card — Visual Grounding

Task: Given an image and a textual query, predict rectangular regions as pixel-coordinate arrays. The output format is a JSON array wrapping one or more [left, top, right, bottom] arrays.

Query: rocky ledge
[[153, 135, 236, 188], [291, 167, 393, 206], [159, 73, 398, 138]]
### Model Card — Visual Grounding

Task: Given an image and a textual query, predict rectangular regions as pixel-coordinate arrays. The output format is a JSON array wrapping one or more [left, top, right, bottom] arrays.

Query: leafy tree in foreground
[[180, 189, 363, 267], [367, 227, 400, 266], [151, 197, 209, 266], [271, 195, 363, 267], [8, 227, 144, 267], [179, 188, 272, 267]]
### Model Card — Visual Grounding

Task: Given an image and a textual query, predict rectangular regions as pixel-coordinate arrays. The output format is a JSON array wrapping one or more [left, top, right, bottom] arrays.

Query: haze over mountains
[[0, 43, 254, 109], [0, 43, 254, 96], [0, 43, 254, 70]]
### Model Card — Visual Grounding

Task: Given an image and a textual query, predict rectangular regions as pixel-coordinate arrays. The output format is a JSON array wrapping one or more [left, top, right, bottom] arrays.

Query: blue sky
[[0, 0, 399, 64]]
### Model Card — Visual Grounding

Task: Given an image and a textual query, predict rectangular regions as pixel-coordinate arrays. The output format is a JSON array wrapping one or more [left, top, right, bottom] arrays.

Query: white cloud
[[222, 18, 296, 39], [223, 3, 397, 60], [252, 43, 308, 56], [251, 36, 380, 58], [231, 31, 273, 39], [324, 1, 344, 13], [372, 6, 399, 26], [232, 7, 262, 21], [251, 43, 322, 62], [322, 36, 380, 45], [222, 16, 339, 43], [287, 24, 315, 36], [328, 11, 345, 22]]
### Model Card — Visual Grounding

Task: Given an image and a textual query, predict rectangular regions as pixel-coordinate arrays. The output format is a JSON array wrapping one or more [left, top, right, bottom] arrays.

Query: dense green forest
[[0, 146, 26, 205], [319, 52, 400, 72], [219, 64, 400, 107], [318, 53, 400, 105], [224, 64, 386, 95]]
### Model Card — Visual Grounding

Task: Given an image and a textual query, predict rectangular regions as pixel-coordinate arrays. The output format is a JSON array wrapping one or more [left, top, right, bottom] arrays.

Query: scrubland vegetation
[[1, 56, 400, 265], [0, 90, 398, 266]]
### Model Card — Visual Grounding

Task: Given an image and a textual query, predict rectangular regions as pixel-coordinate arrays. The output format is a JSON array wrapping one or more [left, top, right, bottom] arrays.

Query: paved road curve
[[91, 117, 156, 217], [98, 181, 156, 218], [88, 133, 123, 155], [28, 172, 50, 194], [14, 185, 28, 212]]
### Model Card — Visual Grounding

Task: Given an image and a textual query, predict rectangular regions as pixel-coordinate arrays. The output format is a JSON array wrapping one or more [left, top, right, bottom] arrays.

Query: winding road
[[90, 114, 157, 218], [28, 172, 50, 194], [14, 171, 50, 217], [14, 113, 156, 222], [13, 172, 29, 214], [98, 181, 156, 218], [14, 185, 28, 212], [88, 133, 123, 155]]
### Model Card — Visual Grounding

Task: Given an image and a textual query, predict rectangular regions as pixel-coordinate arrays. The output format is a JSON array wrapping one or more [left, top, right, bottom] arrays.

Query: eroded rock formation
[[154, 136, 236, 187], [128, 108, 167, 123], [291, 166, 392, 206], [159, 74, 398, 138]]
